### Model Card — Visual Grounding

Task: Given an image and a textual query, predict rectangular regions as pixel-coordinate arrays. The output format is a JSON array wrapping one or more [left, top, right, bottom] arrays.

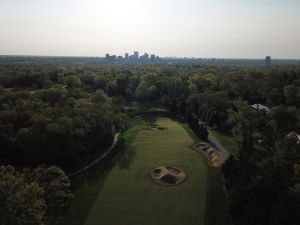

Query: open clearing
[[61, 117, 232, 225]]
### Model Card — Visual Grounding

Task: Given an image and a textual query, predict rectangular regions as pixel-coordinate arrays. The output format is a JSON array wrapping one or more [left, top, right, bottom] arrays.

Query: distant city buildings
[[134, 51, 139, 59], [104, 53, 280, 66], [105, 51, 161, 64]]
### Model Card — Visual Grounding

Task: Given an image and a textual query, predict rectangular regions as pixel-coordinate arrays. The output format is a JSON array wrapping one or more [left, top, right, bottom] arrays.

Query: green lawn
[[60, 117, 232, 225]]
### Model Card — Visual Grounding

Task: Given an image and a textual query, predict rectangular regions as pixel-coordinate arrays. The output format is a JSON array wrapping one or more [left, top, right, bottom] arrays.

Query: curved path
[[207, 131, 230, 160], [68, 133, 120, 177]]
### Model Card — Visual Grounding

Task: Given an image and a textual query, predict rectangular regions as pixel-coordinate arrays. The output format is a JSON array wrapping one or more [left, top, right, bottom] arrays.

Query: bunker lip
[[194, 142, 224, 167], [150, 166, 187, 186]]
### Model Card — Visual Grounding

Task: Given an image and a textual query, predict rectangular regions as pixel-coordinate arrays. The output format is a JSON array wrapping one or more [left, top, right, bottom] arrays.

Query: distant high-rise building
[[265, 56, 271, 66], [134, 51, 139, 59], [141, 53, 149, 60], [125, 53, 129, 59], [117, 56, 122, 60], [105, 54, 110, 60], [151, 54, 155, 60]]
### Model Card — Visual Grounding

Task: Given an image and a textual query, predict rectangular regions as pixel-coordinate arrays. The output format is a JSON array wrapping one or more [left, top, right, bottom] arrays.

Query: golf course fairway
[[83, 117, 207, 225]]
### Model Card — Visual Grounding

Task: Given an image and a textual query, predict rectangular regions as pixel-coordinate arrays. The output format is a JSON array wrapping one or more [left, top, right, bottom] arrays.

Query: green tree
[[188, 83, 198, 95], [228, 100, 260, 158], [135, 82, 149, 98], [0, 166, 46, 225], [148, 85, 159, 99], [284, 85, 300, 106], [66, 75, 82, 88], [31, 165, 73, 212]]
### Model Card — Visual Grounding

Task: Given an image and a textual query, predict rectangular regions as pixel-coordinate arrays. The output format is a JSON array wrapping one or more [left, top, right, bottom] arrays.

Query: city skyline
[[0, 0, 300, 59], [105, 51, 161, 64]]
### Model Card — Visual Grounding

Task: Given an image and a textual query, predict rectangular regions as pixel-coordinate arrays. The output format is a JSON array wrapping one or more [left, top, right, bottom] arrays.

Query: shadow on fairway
[[116, 146, 136, 170], [58, 160, 115, 225], [59, 142, 138, 225]]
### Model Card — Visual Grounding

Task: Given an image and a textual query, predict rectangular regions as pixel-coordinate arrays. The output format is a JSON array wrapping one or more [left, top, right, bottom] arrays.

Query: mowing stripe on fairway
[[84, 117, 208, 225]]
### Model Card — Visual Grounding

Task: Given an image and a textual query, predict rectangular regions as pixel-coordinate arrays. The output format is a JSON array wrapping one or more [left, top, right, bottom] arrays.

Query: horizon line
[[0, 54, 300, 61]]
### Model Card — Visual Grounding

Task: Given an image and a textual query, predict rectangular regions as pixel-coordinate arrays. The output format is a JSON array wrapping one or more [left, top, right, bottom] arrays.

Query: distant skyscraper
[[265, 56, 271, 66], [134, 51, 139, 59], [151, 54, 155, 60], [125, 53, 129, 59], [105, 53, 110, 60], [141, 53, 149, 60]]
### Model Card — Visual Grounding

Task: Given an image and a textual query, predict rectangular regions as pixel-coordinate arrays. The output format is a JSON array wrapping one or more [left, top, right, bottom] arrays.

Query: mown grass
[[60, 117, 232, 225], [58, 118, 149, 225], [123, 117, 148, 145], [180, 123, 233, 225], [83, 117, 208, 225], [181, 123, 202, 145]]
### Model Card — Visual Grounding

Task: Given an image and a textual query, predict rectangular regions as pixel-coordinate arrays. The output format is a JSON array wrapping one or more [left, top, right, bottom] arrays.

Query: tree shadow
[[140, 115, 158, 124], [58, 150, 121, 225], [116, 146, 136, 170], [57, 116, 161, 225]]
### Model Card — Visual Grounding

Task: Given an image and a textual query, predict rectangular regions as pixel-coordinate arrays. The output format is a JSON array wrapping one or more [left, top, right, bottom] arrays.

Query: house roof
[[251, 104, 270, 112]]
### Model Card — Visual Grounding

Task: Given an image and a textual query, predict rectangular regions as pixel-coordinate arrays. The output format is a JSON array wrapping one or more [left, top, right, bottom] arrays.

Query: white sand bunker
[[150, 166, 186, 185]]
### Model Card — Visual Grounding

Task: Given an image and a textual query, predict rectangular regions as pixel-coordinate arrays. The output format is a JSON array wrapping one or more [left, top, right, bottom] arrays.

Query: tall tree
[[31, 165, 73, 213], [0, 166, 46, 225]]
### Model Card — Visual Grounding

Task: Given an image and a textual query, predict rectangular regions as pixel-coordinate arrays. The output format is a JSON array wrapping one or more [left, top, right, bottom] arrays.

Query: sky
[[0, 0, 300, 58]]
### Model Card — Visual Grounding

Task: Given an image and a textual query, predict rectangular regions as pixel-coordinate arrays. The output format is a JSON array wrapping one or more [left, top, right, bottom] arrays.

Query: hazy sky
[[1, 0, 300, 58]]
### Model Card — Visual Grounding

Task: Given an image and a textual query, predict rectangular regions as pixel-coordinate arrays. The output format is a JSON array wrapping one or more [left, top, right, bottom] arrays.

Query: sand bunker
[[194, 142, 224, 167], [148, 124, 168, 131], [150, 166, 186, 185]]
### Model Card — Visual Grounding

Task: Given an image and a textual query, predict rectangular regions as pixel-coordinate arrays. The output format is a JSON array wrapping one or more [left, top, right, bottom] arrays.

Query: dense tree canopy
[[0, 165, 72, 225], [0, 166, 46, 225], [1, 62, 300, 225]]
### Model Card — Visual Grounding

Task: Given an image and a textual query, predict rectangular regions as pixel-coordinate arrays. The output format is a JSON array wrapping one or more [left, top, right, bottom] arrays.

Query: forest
[[0, 62, 300, 225]]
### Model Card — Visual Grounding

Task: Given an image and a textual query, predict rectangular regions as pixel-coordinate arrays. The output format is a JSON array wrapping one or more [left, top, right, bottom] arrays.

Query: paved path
[[207, 131, 230, 160], [68, 133, 120, 177]]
